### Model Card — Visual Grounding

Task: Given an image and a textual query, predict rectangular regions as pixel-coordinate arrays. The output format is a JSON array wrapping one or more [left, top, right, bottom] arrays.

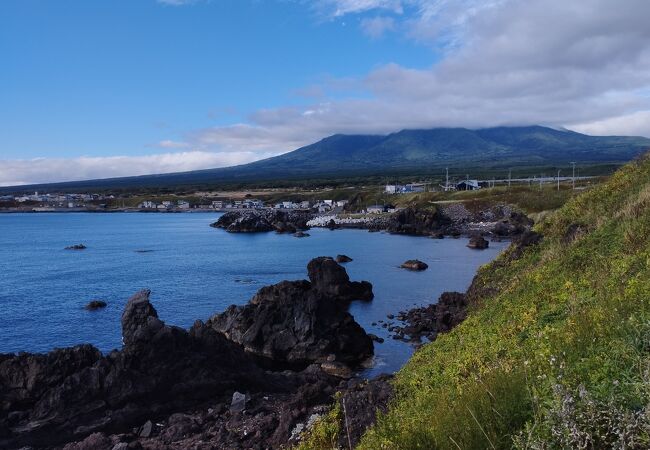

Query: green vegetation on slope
[[304, 155, 650, 449], [4, 126, 647, 193]]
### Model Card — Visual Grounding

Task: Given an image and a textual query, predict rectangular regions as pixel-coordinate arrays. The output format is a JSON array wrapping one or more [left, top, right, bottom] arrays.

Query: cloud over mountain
[[2, 0, 649, 186]]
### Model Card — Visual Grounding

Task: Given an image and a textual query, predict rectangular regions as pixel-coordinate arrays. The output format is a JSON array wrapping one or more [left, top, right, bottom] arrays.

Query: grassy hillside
[[303, 154, 650, 449]]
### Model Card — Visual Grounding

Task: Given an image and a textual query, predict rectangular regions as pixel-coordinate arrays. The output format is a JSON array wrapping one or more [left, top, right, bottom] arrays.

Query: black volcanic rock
[[209, 258, 374, 368], [65, 244, 87, 250], [336, 254, 353, 263], [367, 207, 451, 236], [211, 210, 313, 233], [85, 300, 107, 310], [400, 260, 429, 271], [393, 292, 468, 342], [467, 235, 489, 249], [0, 291, 277, 449], [307, 257, 373, 302]]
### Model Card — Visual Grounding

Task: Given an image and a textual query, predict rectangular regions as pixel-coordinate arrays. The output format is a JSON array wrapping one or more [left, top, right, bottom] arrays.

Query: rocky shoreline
[[214, 203, 532, 239], [0, 258, 382, 450], [385, 230, 543, 345], [1, 210, 539, 449]]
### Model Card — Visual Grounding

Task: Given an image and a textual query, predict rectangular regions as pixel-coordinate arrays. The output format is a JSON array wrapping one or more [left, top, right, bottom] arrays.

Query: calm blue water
[[0, 213, 507, 376]]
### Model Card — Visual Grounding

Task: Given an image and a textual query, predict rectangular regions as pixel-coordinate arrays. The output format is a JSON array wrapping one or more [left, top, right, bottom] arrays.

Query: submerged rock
[[85, 300, 107, 310], [400, 260, 429, 271], [65, 244, 87, 250]]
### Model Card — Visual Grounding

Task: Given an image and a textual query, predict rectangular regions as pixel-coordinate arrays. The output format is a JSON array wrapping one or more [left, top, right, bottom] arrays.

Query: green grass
[[301, 155, 650, 449]]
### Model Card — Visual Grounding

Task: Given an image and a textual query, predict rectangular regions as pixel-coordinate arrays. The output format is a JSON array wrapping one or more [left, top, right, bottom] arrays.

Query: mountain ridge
[[3, 126, 650, 192]]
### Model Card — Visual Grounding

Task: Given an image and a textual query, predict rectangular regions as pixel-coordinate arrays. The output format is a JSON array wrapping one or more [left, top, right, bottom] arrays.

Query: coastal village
[[0, 173, 590, 215]]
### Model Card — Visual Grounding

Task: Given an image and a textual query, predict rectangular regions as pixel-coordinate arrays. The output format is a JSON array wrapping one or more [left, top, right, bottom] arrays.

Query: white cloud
[[157, 140, 190, 149], [181, 0, 650, 153], [571, 111, 650, 138], [0, 151, 268, 187], [317, 0, 404, 16], [157, 0, 198, 5], [5, 0, 650, 186], [360, 16, 395, 39]]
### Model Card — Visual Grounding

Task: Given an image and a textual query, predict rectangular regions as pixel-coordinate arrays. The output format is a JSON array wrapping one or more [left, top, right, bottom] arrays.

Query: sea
[[0, 212, 508, 376]]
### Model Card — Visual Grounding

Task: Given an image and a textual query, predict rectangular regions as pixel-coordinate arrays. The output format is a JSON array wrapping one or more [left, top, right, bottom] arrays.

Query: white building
[[367, 205, 386, 214]]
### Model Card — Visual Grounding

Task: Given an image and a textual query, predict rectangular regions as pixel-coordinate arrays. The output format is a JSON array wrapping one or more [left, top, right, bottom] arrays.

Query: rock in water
[[293, 231, 310, 238], [85, 300, 107, 310], [307, 257, 373, 302], [211, 210, 313, 233], [335, 254, 353, 263], [209, 257, 374, 368], [467, 235, 489, 249], [400, 260, 429, 271], [65, 244, 87, 250]]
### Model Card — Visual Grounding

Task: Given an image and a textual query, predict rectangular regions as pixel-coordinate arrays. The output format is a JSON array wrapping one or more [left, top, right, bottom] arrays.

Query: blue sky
[[1, 0, 433, 159], [1, 0, 650, 185]]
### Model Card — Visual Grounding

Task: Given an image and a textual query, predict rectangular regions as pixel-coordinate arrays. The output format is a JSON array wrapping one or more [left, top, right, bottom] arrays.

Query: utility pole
[[508, 169, 512, 188], [571, 162, 576, 190], [446, 168, 449, 192], [557, 169, 561, 191]]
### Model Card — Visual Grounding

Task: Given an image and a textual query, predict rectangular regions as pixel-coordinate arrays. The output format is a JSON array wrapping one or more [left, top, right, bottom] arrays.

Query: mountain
[[4, 126, 650, 192]]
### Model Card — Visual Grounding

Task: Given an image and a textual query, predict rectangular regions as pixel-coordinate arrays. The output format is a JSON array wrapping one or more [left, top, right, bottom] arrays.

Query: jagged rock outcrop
[[336, 254, 353, 263], [0, 291, 277, 449], [209, 257, 374, 368], [370, 207, 449, 235], [211, 210, 313, 233], [0, 261, 380, 449], [362, 204, 533, 237], [307, 257, 373, 302]]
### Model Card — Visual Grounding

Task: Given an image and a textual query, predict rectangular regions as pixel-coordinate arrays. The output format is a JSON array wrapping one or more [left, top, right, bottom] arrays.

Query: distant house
[[386, 183, 427, 194], [243, 199, 263, 209], [139, 200, 156, 209], [177, 200, 190, 209], [456, 180, 481, 191], [212, 200, 224, 209], [367, 205, 386, 214], [299, 200, 310, 209], [404, 183, 426, 193], [336, 200, 348, 207]]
